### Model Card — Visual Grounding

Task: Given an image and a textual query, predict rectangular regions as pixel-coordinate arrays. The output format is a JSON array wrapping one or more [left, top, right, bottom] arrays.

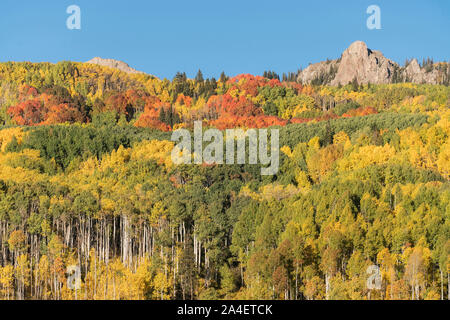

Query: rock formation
[[86, 57, 142, 74], [297, 41, 448, 86]]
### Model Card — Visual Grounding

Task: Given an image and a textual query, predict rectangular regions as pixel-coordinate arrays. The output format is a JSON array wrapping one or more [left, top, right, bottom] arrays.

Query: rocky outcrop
[[404, 59, 440, 84], [86, 57, 142, 74], [330, 41, 396, 85], [297, 41, 448, 86], [297, 60, 338, 85]]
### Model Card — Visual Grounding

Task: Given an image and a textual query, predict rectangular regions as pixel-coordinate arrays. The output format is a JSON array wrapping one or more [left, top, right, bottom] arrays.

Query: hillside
[[0, 53, 449, 300]]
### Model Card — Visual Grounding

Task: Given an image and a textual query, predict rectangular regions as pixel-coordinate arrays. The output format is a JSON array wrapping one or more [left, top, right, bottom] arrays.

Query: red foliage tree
[[342, 106, 377, 118], [8, 99, 43, 125], [8, 92, 84, 126], [226, 74, 282, 97], [134, 113, 171, 131], [206, 94, 261, 118]]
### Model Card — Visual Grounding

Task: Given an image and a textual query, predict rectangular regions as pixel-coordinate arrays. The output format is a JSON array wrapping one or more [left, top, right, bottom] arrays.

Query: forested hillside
[[0, 61, 448, 300]]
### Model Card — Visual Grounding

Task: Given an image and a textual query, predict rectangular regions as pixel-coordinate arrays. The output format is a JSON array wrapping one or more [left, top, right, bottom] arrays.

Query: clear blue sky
[[0, 0, 448, 80]]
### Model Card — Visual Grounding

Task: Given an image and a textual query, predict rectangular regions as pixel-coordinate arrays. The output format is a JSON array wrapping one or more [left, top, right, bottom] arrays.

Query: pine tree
[[219, 71, 227, 83], [351, 77, 359, 91], [195, 69, 204, 83], [159, 107, 166, 124]]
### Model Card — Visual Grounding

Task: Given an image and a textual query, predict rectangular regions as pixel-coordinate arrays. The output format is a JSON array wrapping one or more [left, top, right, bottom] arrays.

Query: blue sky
[[0, 0, 448, 79]]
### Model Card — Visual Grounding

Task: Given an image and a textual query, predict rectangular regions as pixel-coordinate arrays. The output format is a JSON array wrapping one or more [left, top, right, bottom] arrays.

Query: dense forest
[[0, 61, 448, 300]]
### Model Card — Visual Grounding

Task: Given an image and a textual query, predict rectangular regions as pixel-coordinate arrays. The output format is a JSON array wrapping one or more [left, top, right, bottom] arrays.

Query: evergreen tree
[[351, 77, 359, 91], [219, 71, 228, 83], [195, 69, 204, 83], [159, 107, 166, 124]]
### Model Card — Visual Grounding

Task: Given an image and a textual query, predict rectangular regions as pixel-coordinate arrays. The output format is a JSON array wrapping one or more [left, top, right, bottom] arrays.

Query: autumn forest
[[0, 60, 449, 300]]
